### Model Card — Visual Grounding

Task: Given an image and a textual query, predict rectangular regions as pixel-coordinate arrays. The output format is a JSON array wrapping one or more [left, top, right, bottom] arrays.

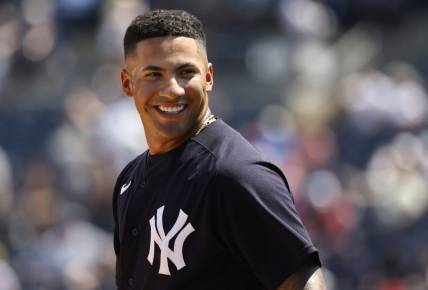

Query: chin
[[158, 122, 194, 138]]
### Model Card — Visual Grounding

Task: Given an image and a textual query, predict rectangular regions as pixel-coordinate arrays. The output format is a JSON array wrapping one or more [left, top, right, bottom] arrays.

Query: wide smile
[[154, 104, 188, 116]]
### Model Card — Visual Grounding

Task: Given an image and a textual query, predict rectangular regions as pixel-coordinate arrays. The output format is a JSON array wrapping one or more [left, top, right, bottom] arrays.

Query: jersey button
[[131, 228, 139, 236], [128, 278, 134, 287]]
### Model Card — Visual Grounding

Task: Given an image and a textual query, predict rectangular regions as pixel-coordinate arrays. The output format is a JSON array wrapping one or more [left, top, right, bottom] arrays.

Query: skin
[[277, 264, 327, 290], [121, 35, 327, 290], [121, 36, 213, 155]]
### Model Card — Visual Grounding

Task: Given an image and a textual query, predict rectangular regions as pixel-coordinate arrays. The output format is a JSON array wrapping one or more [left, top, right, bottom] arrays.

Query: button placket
[[128, 277, 134, 287], [131, 227, 139, 236]]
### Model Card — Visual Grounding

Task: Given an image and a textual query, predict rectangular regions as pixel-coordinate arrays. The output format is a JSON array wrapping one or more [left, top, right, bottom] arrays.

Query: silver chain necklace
[[194, 114, 217, 136]]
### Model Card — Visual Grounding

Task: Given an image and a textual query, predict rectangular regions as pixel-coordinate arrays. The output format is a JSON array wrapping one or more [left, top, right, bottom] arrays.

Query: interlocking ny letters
[[147, 206, 195, 275]]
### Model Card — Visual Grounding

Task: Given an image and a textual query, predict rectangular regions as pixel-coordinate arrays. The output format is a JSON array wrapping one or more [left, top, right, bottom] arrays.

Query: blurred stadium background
[[1, 0, 428, 289]]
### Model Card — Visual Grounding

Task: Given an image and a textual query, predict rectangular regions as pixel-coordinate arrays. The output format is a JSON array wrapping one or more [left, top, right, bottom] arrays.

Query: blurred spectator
[[0, 259, 21, 290], [0, 147, 13, 219]]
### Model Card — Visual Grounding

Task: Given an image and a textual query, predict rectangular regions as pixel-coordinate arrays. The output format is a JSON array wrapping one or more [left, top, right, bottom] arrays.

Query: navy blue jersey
[[113, 119, 320, 290]]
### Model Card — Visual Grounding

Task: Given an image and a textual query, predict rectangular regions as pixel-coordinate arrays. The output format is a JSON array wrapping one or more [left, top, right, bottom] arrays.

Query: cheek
[[134, 82, 148, 96], [134, 83, 156, 102], [132, 87, 152, 112], [186, 78, 207, 97]]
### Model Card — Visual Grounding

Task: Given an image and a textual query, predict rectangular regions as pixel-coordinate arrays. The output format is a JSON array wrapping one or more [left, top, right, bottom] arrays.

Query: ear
[[205, 63, 214, 92], [121, 68, 133, 97]]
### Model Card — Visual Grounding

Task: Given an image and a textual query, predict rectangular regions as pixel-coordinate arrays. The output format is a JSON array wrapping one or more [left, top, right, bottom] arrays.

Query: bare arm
[[277, 263, 327, 290]]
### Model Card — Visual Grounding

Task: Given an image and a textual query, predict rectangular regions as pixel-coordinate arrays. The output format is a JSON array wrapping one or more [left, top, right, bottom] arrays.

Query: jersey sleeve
[[213, 160, 320, 290]]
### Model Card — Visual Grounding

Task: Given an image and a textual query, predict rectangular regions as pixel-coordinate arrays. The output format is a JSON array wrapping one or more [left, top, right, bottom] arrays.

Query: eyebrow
[[177, 62, 198, 70], [142, 65, 163, 71], [142, 62, 197, 72], [128, 62, 199, 76]]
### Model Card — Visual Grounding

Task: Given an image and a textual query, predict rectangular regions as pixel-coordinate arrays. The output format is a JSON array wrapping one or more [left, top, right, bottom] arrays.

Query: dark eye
[[144, 71, 162, 79], [180, 68, 196, 77]]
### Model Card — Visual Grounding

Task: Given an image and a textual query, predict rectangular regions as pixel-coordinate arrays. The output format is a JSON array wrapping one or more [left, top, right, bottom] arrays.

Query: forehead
[[129, 36, 206, 67]]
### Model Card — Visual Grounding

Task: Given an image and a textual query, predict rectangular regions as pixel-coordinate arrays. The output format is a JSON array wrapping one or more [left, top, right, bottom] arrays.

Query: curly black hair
[[124, 9, 206, 58]]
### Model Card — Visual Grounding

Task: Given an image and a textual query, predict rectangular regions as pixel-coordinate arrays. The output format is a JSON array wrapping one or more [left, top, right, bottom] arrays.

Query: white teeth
[[158, 105, 185, 113]]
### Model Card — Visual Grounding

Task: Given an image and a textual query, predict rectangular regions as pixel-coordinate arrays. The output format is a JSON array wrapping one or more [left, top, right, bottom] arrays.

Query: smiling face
[[121, 36, 213, 154]]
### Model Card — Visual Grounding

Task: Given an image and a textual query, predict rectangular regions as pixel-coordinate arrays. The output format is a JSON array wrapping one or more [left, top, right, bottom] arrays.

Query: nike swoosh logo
[[120, 181, 131, 195]]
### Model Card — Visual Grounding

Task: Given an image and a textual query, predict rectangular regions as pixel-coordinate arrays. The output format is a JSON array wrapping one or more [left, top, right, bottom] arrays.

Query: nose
[[159, 76, 185, 98]]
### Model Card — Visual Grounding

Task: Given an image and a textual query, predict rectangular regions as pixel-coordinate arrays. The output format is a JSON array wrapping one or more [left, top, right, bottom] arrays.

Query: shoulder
[[112, 152, 146, 197], [119, 152, 145, 179], [190, 119, 291, 201], [194, 120, 291, 196], [214, 157, 291, 200], [192, 119, 263, 168]]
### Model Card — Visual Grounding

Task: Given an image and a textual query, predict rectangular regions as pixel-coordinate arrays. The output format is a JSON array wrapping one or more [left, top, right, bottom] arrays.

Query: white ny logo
[[147, 206, 195, 275]]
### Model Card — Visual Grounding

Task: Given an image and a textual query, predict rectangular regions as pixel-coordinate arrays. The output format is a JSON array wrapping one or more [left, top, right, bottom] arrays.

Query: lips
[[155, 104, 187, 115]]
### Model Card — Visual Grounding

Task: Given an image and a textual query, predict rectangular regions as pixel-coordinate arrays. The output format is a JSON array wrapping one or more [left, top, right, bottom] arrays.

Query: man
[[113, 9, 326, 290]]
